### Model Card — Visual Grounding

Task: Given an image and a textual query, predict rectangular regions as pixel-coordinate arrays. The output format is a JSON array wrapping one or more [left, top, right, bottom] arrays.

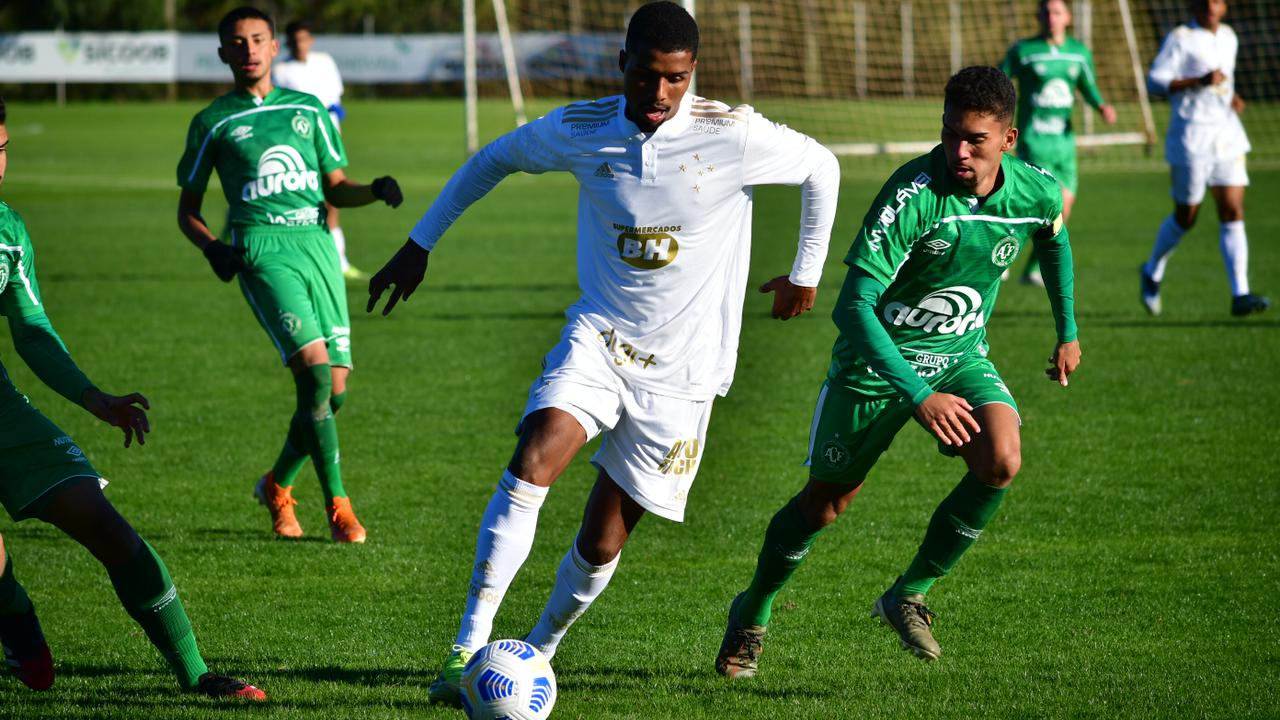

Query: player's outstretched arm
[[366, 239, 429, 316], [81, 388, 151, 448], [177, 190, 247, 282], [323, 169, 403, 208]]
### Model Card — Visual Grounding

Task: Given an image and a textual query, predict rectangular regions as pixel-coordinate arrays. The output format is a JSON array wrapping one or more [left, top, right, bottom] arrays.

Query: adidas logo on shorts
[[594, 162, 615, 179]]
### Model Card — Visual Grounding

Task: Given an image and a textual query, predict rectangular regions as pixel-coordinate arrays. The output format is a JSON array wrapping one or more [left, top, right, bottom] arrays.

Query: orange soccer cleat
[[194, 672, 266, 701], [254, 473, 304, 538], [326, 496, 366, 544]]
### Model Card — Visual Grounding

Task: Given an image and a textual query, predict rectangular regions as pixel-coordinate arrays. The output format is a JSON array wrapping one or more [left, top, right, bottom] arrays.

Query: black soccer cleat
[[0, 606, 54, 691], [1231, 292, 1270, 316], [193, 672, 266, 701]]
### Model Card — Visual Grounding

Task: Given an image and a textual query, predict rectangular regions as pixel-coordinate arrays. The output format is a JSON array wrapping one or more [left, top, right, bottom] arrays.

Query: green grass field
[[0, 98, 1276, 719]]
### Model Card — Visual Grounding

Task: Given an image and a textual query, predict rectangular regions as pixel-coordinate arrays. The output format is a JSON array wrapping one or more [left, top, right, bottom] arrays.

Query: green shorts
[[0, 398, 101, 521], [231, 225, 352, 368], [807, 356, 1020, 484], [1017, 135, 1078, 195]]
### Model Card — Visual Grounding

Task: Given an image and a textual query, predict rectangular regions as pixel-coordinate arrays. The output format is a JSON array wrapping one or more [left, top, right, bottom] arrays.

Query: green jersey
[[1001, 36, 1105, 142], [177, 87, 347, 228], [829, 146, 1068, 397]]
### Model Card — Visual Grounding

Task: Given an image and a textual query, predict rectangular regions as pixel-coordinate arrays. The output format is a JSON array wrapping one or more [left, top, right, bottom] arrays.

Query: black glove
[[371, 176, 404, 208], [203, 241, 249, 282]]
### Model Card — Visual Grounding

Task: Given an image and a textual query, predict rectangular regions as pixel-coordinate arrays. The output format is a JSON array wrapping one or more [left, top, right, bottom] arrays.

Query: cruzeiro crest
[[292, 113, 312, 138], [991, 236, 1020, 268]]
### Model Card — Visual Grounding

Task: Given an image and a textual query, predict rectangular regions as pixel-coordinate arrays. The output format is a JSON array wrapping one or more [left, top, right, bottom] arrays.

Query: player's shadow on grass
[[140, 527, 333, 544], [560, 663, 839, 701]]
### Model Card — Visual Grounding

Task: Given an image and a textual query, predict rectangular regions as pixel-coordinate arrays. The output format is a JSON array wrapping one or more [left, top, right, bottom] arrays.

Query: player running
[[0, 97, 264, 700], [367, 1, 838, 705], [1000, 0, 1115, 286], [716, 66, 1079, 674], [177, 7, 403, 543], [1140, 0, 1266, 317], [273, 20, 367, 281]]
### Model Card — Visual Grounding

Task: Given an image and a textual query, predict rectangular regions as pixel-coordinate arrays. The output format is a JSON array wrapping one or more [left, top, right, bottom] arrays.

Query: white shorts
[[1170, 156, 1249, 205], [520, 321, 714, 522]]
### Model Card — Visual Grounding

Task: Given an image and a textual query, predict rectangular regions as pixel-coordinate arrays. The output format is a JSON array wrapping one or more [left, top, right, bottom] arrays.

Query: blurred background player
[[176, 7, 402, 543], [368, 1, 837, 705], [1140, 0, 1266, 316], [717, 66, 1079, 674], [273, 20, 367, 281], [1000, 0, 1115, 286], [0, 97, 264, 700]]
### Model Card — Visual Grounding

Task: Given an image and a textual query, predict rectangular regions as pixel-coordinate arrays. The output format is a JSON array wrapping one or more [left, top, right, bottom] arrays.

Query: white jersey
[[1147, 21, 1250, 165], [410, 92, 840, 400], [273, 51, 345, 111]]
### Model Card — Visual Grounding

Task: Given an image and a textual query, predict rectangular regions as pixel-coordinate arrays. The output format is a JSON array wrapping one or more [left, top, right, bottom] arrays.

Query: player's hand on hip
[[202, 241, 248, 282], [1203, 69, 1226, 87], [1045, 340, 1081, 387], [758, 276, 816, 320], [371, 176, 403, 208], [81, 389, 151, 448], [914, 392, 980, 447], [367, 239, 429, 316]]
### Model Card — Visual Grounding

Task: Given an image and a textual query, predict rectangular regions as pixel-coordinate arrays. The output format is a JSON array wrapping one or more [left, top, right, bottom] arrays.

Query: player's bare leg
[[430, 408, 587, 706], [527, 471, 645, 659], [1142, 200, 1200, 315], [875, 403, 1021, 661], [718, 478, 864, 678], [38, 479, 264, 698], [1210, 185, 1268, 315]]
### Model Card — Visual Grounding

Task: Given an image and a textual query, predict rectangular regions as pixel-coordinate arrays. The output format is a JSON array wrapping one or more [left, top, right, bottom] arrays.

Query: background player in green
[[1001, 0, 1115, 285], [716, 67, 1081, 674], [176, 7, 402, 543], [0, 97, 264, 699]]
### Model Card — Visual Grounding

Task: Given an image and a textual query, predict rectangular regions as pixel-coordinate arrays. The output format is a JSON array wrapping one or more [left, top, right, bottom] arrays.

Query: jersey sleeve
[[1031, 191, 1078, 342], [741, 112, 840, 287], [313, 101, 348, 173], [999, 43, 1019, 78], [1077, 46, 1107, 109], [0, 215, 44, 319], [408, 111, 571, 251], [176, 113, 215, 193], [844, 168, 935, 287], [1147, 30, 1183, 95]]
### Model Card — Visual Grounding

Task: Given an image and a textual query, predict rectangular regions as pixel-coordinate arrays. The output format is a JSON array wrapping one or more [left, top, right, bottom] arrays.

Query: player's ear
[[270, 38, 279, 58], [217, 46, 229, 66], [1003, 124, 1018, 152]]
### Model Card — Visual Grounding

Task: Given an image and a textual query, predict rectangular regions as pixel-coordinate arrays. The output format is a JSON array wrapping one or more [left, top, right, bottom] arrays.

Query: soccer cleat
[[1231, 292, 1270, 316], [0, 606, 54, 691], [343, 265, 370, 282], [427, 645, 472, 707], [715, 592, 766, 679], [1020, 268, 1044, 287], [193, 672, 266, 701], [872, 584, 941, 661], [1139, 265, 1162, 316], [254, 473, 303, 538], [326, 496, 367, 543]]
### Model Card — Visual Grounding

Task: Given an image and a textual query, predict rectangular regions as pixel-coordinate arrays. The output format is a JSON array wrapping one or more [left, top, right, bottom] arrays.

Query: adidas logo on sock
[[594, 162, 615, 178]]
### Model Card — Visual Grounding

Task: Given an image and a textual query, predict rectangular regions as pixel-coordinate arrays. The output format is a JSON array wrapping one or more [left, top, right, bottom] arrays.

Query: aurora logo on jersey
[[1032, 78, 1074, 110], [242, 145, 320, 202], [868, 172, 931, 252], [883, 286, 986, 336]]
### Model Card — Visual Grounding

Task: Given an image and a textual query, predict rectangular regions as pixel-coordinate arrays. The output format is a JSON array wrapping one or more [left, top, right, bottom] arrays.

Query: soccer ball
[[460, 639, 557, 720]]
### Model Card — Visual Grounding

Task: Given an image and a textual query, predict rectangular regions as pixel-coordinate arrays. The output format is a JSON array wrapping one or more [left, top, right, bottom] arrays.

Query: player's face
[[218, 18, 279, 84], [619, 45, 696, 133], [1192, 0, 1227, 28], [1039, 0, 1071, 37], [288, 29, 314, 60], [940, 108, 1017, 193], [0, 125, 8, 189]]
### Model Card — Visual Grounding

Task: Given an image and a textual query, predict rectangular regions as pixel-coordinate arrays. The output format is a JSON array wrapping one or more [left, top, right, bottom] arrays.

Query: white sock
[[1219, 220, 1249, 296], [331, 226, 350, 272], [525, 541, 619, 660], [454, 471, 549, 651], [1146, 214, 1186, 283]]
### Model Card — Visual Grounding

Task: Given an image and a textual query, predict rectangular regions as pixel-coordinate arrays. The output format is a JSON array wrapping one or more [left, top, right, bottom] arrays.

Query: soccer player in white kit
[[274, 20, 367, 280], [366, 1, 839, 706], [1140, 0, 1267, 316]]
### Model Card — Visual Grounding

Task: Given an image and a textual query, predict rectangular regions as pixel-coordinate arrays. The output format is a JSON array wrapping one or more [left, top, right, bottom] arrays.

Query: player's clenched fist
[[371, 176, 403, 208], [202, 241, 249, 282]]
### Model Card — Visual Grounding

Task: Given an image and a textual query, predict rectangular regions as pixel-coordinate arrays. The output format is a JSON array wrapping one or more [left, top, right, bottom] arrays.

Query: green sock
[[270, 388, 346, 488], [896, 473, 1008, 597], [737, 495, 826, 627], [105, 540, 208, 690], [295, 363, 346, 502], [0, 551, 34, 616]]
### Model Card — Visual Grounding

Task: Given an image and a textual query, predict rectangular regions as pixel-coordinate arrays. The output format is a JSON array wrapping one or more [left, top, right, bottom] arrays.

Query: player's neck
[[1043, 31, 1067, 45], [972, 164, 1005, 200], [1195, 17, 1220, 33], [237, 77, 275, 101]]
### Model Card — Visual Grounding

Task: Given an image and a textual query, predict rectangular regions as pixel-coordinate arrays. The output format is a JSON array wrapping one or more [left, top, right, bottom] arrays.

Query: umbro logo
[[230, 125, 254, 142], [594, 162, 615, 179], [922, 237, 952, 255]]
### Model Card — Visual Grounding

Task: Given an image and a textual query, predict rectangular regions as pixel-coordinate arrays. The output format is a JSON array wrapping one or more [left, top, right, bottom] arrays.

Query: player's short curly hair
[[218, 6, 275, 43], [625, 1, 699, 58], [944, 66, 1016, 124]]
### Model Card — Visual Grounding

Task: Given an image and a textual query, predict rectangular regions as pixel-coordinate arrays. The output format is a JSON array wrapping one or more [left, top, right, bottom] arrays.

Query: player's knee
[[979, 449, 1021, 488], [798, 480, 862, 529], [295, 363, 334, 419], [575, 536, 621, 567], [1218, 207, 1244, 223], [1174, 206, 1198, 229]]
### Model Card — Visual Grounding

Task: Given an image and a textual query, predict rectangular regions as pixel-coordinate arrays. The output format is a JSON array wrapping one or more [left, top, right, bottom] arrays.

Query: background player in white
[[366, 1, 839, 706], [1140, 0, 1267, 316], [274, 20, 367, 281]]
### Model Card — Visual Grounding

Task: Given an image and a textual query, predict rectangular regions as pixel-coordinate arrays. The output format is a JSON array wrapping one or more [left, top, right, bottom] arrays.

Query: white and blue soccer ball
[[460, 639, 557, 720]]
